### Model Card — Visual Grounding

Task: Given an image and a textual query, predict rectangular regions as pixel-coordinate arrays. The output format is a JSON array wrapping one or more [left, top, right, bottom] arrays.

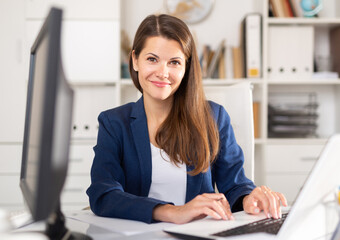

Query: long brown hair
[[129, 14, 219, 175]]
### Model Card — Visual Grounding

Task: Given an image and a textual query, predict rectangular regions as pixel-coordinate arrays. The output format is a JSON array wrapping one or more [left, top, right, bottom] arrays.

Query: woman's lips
[[151, 81, 171, 87]]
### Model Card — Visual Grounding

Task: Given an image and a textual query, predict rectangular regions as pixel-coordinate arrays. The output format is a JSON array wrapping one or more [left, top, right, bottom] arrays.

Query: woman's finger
[[202, 193, 234, 220]]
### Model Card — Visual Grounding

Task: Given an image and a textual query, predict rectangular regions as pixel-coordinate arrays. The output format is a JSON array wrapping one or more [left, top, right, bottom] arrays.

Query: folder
[[330, 26, 340, 76], [242, 14, 262, 78], [268, 26, 314, 79]]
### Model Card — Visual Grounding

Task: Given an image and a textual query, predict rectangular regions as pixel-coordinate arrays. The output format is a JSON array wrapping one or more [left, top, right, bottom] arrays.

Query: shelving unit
[[119, 0, 340, 203]]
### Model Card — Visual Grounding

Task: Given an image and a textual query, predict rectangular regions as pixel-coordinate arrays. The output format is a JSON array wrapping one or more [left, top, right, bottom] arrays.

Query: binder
[[242, 13, 262, 78], [268, 26, 314, 79], [330, 26, 340, 76]]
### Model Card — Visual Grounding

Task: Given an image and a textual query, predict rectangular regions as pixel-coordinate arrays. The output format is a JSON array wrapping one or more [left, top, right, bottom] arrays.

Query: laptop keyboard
[[212, 213, 288, 237]]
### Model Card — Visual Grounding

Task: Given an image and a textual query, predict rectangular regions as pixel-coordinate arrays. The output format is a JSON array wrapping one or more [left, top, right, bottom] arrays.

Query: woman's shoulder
[[99, 98, 144, 125], [206, 100, 231, 123]]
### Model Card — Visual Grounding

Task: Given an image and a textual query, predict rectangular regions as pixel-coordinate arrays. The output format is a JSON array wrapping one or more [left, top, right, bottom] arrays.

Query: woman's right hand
[[152, 193, 234, 224]]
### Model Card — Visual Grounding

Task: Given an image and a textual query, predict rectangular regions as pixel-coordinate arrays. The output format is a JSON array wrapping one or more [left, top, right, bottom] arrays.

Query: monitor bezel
[[20, 8, 63, 221]]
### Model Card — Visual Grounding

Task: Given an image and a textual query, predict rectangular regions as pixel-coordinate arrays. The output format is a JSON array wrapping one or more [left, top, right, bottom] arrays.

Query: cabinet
[[0, 0, 121, 211]]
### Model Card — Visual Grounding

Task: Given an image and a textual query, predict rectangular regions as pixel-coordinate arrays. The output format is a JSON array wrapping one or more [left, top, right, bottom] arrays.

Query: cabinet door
[[68, 143, 95, 174], [265, 144, 324, 173], [0, 176, 24, 206], [26, 20, 120, 83], [266, 174, 308, 204], [0, 144, 22, 174], [0, 0, 27, 142], [62, 175, 91, 206]]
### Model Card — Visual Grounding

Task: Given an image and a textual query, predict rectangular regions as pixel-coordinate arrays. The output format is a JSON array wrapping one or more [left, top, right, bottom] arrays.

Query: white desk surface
[[10, 208, 336, 240], [10, 210, 277, 240]]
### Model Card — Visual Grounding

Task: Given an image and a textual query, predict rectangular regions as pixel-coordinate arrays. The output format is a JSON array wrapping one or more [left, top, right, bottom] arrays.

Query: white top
[[148, 143, 187, 206]]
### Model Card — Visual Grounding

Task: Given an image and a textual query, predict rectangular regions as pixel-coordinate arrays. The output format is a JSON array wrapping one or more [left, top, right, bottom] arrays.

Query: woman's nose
[[156, 63, 169, 79]]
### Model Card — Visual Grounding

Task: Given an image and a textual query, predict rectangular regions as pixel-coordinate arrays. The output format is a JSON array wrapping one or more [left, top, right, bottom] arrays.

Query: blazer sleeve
[[211, 104, 256, 210], [86, 111, 172, 223]]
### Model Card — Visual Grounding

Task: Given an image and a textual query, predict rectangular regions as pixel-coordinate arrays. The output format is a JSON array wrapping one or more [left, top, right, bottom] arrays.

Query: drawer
[[265, 174, 309, 204], [265, 144, 324, 173], [61, 175, 91, 204], [68, 144, 94, 174], [0, 144, 22, 173], [0, 175, 24, 205]]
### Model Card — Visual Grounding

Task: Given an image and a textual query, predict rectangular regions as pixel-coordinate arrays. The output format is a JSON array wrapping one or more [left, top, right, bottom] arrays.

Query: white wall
[[121, 0, 263, 78]]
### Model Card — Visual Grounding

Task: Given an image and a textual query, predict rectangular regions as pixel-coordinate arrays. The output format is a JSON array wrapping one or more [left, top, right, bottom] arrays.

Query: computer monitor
[[20, 7, 91, 240]]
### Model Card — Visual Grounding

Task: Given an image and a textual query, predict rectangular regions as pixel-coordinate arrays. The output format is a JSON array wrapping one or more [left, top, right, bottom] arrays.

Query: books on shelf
[[200, 40, 226, 79], [269, 0, 303, 17], [232, 47, 244, 79]]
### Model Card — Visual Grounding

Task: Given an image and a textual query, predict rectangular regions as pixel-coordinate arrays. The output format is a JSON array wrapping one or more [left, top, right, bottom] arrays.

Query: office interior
[[1, 0, 340, 239]]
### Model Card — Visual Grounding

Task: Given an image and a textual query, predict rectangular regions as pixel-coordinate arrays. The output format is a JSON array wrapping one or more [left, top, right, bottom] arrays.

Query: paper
[[66, 210, 176, 236]]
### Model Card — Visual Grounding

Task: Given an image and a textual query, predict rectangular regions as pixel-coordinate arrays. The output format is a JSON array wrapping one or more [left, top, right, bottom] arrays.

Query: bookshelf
[[260, 0, 340, 203]]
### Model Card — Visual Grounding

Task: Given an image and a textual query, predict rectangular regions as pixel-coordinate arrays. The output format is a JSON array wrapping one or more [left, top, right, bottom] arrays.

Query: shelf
[[70, 81, 118, 87], [120, 79, 134, 85], [266, 78, 340, 85], [267, 17, 340, 26], [203, 78, 263, 85], [266, 138, 328, 145]]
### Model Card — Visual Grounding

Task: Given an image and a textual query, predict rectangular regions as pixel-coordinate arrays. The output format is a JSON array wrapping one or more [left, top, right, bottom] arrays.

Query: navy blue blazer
[[86, 97, 256, 223]]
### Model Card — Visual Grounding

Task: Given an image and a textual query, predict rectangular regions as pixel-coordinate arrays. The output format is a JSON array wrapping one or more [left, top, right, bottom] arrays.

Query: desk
[[11, 208, 337, 240]]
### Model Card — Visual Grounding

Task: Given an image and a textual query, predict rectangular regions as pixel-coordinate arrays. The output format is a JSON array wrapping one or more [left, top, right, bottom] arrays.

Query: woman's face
[[132, 36, 186, 102]]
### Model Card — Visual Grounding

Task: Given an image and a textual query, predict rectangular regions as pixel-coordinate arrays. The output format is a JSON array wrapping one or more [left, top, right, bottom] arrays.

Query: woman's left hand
[[243, 186, 288, 219]]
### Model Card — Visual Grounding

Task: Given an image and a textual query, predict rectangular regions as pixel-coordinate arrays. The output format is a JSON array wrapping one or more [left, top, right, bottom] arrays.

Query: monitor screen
[[19, 7, 91, 240]]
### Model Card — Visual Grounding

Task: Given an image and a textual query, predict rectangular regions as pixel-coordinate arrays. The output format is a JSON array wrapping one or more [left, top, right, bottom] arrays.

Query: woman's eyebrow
[[145, 53, 159, 59]]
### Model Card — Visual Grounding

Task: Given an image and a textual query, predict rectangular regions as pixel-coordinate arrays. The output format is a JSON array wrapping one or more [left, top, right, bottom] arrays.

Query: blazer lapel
[[186, 165, 203, 202], [130, 97, 152, 197]]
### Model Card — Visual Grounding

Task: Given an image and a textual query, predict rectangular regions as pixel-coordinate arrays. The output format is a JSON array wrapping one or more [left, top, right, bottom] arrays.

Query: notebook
[[164, 134, 340, 239]]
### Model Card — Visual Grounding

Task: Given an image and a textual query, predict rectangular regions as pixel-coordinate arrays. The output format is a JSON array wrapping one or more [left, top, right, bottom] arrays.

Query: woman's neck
[[143, 95, 173, 147], [143, 95, 173, 125]]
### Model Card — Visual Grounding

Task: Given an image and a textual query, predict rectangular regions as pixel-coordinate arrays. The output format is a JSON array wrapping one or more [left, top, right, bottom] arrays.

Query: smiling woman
[[86, 14, 287, 225], [131, 36, 186, 102]]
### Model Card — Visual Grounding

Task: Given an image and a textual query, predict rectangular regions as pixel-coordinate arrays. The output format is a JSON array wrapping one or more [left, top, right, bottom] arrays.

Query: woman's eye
[[170, 60, 180, 65], [147, 57, 157, 62]]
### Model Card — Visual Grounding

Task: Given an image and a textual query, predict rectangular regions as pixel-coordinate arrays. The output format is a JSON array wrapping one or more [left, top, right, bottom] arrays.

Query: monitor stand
[[45, 201, 92, 240]]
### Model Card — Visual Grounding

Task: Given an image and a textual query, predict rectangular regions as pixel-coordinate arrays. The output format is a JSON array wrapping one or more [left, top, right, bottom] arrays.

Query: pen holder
[[324, 201, 340, 239]]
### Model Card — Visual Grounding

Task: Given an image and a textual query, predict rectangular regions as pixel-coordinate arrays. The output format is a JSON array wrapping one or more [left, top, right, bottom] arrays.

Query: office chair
[[205, 82, 255, 181]]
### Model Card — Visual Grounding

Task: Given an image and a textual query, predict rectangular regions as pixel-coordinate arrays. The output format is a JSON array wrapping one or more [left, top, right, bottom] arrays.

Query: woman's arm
[[152, 193, 234, 224]]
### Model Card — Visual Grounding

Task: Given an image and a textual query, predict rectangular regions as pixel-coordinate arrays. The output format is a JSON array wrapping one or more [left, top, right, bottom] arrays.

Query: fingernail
[[254, 208, 260, 213], [267, 213, 271, 218], [230, 215, 235, 220]]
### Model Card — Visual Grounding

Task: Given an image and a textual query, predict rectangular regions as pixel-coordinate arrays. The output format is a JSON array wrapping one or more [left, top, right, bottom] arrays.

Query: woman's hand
[[243, 186, 288, 219], [152, 193, 234, 224]]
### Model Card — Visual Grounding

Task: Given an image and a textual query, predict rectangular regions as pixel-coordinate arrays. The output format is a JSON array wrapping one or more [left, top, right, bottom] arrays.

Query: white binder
[[268, 26, 314, 80], [243, 13, 262, 78]]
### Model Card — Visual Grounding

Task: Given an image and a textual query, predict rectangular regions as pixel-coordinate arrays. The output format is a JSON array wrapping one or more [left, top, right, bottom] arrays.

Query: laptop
[[164, 134, 340, 239]]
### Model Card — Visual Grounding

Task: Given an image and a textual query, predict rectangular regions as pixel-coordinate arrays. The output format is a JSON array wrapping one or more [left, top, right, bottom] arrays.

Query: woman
[[86, 14, 287, 224]]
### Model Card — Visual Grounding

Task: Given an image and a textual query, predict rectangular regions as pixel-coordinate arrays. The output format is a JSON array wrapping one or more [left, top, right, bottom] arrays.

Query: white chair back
[[205, 82, 255, 181]]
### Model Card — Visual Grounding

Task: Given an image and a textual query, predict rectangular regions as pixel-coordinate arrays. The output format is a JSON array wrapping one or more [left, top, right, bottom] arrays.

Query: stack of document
[[268, 92, 318, 138]]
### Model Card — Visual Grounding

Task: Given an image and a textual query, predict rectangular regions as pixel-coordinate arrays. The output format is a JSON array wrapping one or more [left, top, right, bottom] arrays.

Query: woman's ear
[[131, 50, 139, 72]]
